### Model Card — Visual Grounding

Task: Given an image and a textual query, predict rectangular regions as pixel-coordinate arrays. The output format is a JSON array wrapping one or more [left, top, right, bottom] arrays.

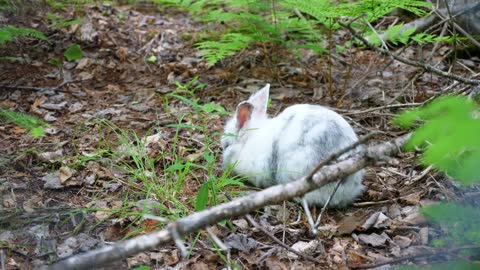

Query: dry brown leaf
[[30, 96, 47, 115], [287, 240, 319, 259], [347, 252, 366, 265], [23, 196, 43, 213], [39, 150, 64, 163], [361, 212, 391, 230], [337, 211, 370, 235], [59, 166, 74, 184], [116, 47, 129, 62], [265, 256, 290, 270], [393, 235, 412, 248], [190, 261, 210, 270], [401, 192, 422, 205], [3, 194, 16, 208], [232, 218, 249, 231], [165, 249, 179, 265], [126, 253, 151, 268], [11, 126, 27, 135], [355, 232, 391, 247]]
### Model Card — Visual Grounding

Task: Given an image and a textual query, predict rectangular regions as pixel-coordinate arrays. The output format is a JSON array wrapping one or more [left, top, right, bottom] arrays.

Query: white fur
[[221, 84, 364, 207]]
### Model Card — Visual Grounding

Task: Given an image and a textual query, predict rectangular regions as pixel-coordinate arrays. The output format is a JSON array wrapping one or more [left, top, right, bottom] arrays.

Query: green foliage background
[[396, 96, 480, 269], [154, 0, 446, 64]]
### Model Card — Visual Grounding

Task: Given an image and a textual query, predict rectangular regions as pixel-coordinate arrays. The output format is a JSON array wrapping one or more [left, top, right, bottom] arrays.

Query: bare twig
[[422, 72, 480, 105], [169, 223, 188, 258], [1, 249, 6, 270], [352, 193, 420, 207], [364, 17, 388, 51], [432, 3, 480, 49], [46, 134, 411, 270], [339, 22, 480, 85], [0, 79, 88, 92], [224, 193, 322, 264], [334, 103, 421, 116], [350, 245, 480, 269], [245, 212, 322, 264], [301, 198, 318, 235], [314, 179, 342, 227], [205, 227, 229, 252]]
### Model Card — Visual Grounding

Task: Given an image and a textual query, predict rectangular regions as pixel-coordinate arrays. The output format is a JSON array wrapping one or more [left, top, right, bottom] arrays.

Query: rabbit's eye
[[221, 137, 232, 150], [221, 140, 230, 150]]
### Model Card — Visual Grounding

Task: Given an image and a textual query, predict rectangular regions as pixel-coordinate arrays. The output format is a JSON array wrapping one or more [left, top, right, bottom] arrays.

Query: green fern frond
[[157, 0, 435, 64], [0, 25, 48, 45], [0, 108, 48, 138], [366, 25, 460, 46], [196, 33, 253, 65], [284, 0, 432, 27]]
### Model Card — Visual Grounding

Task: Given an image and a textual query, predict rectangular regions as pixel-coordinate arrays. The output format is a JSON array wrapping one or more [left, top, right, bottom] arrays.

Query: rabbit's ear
[[248, 84, 269, 116], [235, 101, 253, 129]]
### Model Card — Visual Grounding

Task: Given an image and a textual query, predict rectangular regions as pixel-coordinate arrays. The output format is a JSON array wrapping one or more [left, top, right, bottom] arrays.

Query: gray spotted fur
[[221, 85, 365, 207]]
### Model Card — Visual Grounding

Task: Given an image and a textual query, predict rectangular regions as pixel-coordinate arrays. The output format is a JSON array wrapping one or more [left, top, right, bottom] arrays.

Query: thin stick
[[350, 245, 480, 269], [339, 21, 480, 85], [301, 198, 318, 235], [335, 103, 421, 116], [205, 226, 229, 251], [169, 223, 188, 258], [0, 79, 88, 92], [314, 179, 342, 227], [246, 214, 323, 264], [224, 193, 322, 264]]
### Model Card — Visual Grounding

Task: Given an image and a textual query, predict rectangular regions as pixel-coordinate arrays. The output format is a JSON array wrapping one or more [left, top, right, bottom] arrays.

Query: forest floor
[[1, 2, 479, 269]]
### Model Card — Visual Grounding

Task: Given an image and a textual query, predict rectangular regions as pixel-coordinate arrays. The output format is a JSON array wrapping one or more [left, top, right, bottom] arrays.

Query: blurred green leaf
[[203, 152, 215, 164], [0, 108, 48, 138], [132, 266, 150, 270], [422, 203, 480, 246], [64, 43, 83, 62], [200, 102, 228, 115], [165, 161, 185, 172], [146, 55, 157, 63], [49, 57, 63, 67], [395, 96, 480, 184], [195, 182, 209, 211]]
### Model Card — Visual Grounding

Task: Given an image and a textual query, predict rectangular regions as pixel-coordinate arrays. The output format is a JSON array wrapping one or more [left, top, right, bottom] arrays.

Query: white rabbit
[[221, 84, 364, 211]]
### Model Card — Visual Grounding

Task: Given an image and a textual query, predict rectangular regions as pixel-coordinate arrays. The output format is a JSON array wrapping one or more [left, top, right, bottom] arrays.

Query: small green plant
[[196, 33, 253, 65], [0, 25, 48, 45], [132, 266, 150, 270], [0, 108, 48, 138], [67, 78, 244, 237], [396, 95, 480, 269], [64, 43, 83, 61], [163, 78, 246, 211], [0, 0, 14, 11], [47, 13, 83, 28]]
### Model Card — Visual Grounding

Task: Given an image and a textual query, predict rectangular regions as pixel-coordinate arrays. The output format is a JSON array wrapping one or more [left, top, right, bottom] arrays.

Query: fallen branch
[[339, 22, 480, 86], [45, 134, 411, 270]]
